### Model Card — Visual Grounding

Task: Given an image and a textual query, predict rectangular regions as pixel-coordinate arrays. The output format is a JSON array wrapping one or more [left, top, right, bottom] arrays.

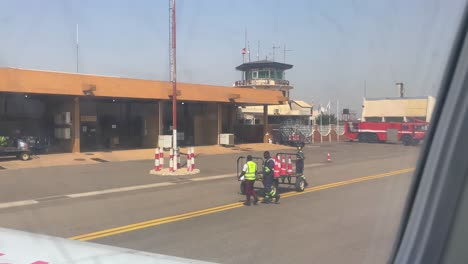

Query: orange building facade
[[0, 68, 285, 152]]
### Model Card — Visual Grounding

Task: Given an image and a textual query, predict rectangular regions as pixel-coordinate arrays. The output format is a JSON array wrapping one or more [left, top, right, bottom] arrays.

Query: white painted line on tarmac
[[305, 163, 323, 168], [0, 163, 324, 210], [191, 173, 237, 181], [66, 182, 176, 198], [0, 200, 38, 209]]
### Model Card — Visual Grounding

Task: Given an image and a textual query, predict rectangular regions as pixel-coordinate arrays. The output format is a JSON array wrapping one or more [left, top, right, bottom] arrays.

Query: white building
[[238, 100, 313, 125], [362, 96, 436, 122]]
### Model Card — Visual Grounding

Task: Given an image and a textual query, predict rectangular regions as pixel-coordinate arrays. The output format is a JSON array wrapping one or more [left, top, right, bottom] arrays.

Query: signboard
[[81, 115, 97, 122]]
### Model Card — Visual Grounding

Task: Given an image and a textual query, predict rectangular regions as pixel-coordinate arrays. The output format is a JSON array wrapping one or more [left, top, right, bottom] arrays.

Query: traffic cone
[[327, 152, 331, 162], [287, 155, 293, 175], [281, 155, 286, 175], [274, 156, 280, 178]]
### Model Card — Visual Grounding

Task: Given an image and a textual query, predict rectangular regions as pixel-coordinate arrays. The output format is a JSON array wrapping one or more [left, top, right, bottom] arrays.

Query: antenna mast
[[272, 43, 280, 61], [243, 28, 247, 63], [247, 41, 251, 62], [257, 40, 260, 61], [283, 44, 292, 63]]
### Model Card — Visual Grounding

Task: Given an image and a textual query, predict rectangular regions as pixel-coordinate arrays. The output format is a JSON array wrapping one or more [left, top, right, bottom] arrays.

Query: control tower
[[234, 60, 293, 98]]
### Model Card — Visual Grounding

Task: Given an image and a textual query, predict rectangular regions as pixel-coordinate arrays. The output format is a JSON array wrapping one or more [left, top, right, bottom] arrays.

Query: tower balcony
[[234, 79, 290, 87]]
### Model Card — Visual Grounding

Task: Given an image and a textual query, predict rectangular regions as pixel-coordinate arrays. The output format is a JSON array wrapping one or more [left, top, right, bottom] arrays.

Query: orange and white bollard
[[280, 155, 286, 175], [159, 148, 164, 170], [327, 152, 332, 162], [154, 148, 160, 171], [287, 155, 293, 175], [191, 147, 195, 171], [169, 148, 174, 172], [187, 148, 192, 172]]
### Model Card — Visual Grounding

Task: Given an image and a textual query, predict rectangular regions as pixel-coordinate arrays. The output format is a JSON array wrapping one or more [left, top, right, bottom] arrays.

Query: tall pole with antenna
[[283, 44, 292, 63], [272, 43, 280, 61], [257, 40, 260, 61], [283, 44, 292, 80], [169, 0, 178, 170], [243, 28, 247, 63], [247, 41, 251, 62], [76, 24, 79, 73]]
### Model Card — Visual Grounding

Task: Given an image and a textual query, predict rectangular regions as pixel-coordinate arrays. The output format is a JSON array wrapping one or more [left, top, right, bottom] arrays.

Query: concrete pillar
[[217, 103, 222, 144], [158, 101, 164, 135], [230, 105, 236, 133], [72, 97, 80, 153], [263, 105, 268, 143]]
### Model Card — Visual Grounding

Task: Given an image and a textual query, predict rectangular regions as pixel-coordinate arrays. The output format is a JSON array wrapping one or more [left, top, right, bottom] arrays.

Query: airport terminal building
[[0, 67, 286, 153]]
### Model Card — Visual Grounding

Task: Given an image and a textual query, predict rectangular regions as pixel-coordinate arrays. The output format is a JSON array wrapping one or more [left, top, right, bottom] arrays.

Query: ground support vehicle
[[0, 137, 32, 161], [344, 121, 428, 146]]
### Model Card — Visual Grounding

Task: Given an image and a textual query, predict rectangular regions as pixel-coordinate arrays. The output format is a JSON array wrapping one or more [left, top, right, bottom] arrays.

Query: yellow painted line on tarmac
[[69, 167, 414, 241], [281, 167, 415, 199], [69, 202, 244, 241]]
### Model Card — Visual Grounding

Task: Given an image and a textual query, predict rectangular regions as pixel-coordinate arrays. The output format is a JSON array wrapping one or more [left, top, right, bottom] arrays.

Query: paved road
[[0, 143, 421, 263]]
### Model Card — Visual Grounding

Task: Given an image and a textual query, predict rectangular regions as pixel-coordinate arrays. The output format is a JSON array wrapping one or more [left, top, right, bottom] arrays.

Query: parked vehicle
[[344, 121, 428, 146], [0, 137, 32, 161]]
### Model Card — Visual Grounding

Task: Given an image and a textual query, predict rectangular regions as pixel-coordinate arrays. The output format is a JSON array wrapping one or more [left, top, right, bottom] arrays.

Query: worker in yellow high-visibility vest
[[239, 155, 259, 206]]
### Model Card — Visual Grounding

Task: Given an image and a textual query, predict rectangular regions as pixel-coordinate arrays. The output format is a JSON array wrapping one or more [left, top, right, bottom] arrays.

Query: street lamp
[[170, 0, 178, 170]]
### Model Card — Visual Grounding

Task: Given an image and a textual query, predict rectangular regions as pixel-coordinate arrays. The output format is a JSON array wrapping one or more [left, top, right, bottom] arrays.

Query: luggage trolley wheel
[[20, 152, 30, 161], [295, 176, 305, 192], [240, 181, 246, 195]]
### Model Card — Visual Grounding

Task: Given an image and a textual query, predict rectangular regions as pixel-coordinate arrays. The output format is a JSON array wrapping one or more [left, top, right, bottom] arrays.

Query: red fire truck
[[344, 121, 428, 146]]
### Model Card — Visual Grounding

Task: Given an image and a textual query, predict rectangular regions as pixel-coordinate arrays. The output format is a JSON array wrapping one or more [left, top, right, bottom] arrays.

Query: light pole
[[170, 0, 178, 170]]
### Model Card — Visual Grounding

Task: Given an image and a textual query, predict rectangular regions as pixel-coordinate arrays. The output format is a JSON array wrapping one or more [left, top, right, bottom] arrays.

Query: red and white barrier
[[154, 148, 160, 171], [169, 148, 174, 172], [287, 155, 293, 175], [151, 147, 198, 174]]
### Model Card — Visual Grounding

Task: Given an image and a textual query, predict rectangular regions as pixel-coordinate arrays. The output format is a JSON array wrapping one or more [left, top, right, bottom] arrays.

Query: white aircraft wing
[[0, 227, 215, 263]]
